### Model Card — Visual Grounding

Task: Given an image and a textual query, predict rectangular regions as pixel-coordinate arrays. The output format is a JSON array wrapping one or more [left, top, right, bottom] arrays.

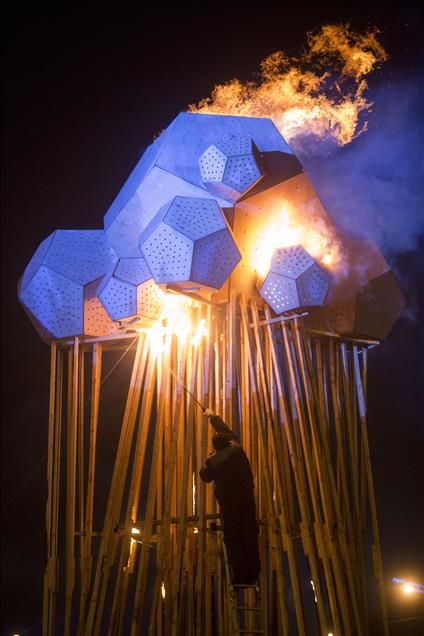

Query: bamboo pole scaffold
[[42, 297, 389, 635]]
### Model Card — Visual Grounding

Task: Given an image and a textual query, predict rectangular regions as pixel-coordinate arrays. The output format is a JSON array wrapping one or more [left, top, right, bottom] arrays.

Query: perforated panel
[[44, 230, 117, 285], [355, 271, 406, 340], [115, 257, 152, 285], [259, 272, 299, 313], [84, 278, 117, 337], [191, 229, 242, 289], [223, 155, 262, 195], [198, 145, 227, 182], [136, 280, 164, 319], [297, 264, 330, 307], [271, 245, 314, 279], [199, 134, 263, 203], [165, 197, 226, 240], [306, 295, 356, 334], [20, 233, 55, 291], [348, 239, 390, 283], [98, 276, 137, 321], [19, 265, 83, 338], [216, 134, 253, 156], [140, 224, 193, 283]]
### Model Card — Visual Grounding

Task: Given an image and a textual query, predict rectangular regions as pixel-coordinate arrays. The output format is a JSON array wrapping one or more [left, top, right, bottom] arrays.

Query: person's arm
[[204, 411, 239, 442], [199, 458, 215, 483]]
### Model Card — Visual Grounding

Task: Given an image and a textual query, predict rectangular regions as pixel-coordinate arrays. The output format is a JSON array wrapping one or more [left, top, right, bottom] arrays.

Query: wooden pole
[[65, 338, 79, 636], [353, 346, 389, 636]]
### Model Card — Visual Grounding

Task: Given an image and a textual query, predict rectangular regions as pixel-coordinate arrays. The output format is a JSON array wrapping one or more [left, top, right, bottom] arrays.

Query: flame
[[251, 203, 342, 278], [189, 24, 387, 150], [191, 319, 208, 346], [143, 293, 208, 356]]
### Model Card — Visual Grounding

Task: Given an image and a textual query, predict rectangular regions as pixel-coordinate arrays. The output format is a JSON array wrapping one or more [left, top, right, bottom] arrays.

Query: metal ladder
[[221, 529, 264, 635]]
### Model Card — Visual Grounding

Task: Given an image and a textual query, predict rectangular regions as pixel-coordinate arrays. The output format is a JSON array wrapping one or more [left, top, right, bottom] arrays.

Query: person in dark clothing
[[199, 410, 260, 585]]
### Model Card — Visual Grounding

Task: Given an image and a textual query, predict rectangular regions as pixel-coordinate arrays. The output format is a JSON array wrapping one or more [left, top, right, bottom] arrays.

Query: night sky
[[2, 3, 423, 634]]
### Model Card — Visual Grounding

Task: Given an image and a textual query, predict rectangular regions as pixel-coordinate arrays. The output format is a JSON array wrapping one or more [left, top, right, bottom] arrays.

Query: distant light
[[131, 527, 140, 535], [328, 633, 334, 636], [193, 527, 199, 534], [403, 584, 414, 594], [161, 581, 166, 599]]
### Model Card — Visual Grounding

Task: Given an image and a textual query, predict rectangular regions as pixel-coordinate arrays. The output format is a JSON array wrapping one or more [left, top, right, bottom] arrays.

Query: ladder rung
[[236, 606, 261, 611]]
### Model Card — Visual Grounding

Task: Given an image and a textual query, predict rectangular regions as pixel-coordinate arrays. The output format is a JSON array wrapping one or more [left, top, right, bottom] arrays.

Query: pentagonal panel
[[19, 265, 83, 338], [20, 233, 55, 291], [136, 280, 164, 319], [259, 272, 298, 313], [355, 271, 406, 340], [44, 230, 117, 285], [216, 134, 253, 156], [164, 197, 226, 241], [271, 245, 315, 279], [223, 154, 262, 195], [191, 229, 242, 289], [115, 257, 152, 285], [140, 224, 193, 283], [348, 239, 390, 282], [98, 276, 137, 321], [84, 278, 117, 337], [297, 264, 330, 307], [198, 145, 227, 182]]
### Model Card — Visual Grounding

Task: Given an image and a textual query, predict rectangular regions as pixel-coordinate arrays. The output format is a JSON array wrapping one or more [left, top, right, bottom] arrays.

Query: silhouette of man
[[199, 410, 260, 585]]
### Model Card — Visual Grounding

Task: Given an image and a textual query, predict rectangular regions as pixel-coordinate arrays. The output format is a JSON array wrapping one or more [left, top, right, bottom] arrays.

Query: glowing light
[[193, 527, 199, 534], [251, 204, 341, 278], [310, 580, 318, 603], [191, 319, 208, 346], [161, 581, 166, 599], [131, 527, 140, 535], [392, 577, 424, 595], [190, 24, 387, 150]]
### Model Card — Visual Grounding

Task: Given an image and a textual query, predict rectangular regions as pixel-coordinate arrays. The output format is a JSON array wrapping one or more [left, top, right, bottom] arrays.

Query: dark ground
[[2, 3, 423, 634]]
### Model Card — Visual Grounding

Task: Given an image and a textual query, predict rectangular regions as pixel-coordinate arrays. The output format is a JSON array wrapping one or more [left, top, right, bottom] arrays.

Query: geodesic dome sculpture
[[18, 112, 406, 342], [259, 245, 330, 314]]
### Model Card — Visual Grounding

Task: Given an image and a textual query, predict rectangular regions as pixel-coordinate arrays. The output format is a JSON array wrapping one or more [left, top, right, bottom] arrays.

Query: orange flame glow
[[189, 24, 387, 149], [251, 203, 344, 278], [141, 293, 208, 356]]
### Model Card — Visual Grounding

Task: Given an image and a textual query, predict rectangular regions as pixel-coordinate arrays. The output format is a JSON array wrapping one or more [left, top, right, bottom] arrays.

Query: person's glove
[[204, 408, 215, 417]]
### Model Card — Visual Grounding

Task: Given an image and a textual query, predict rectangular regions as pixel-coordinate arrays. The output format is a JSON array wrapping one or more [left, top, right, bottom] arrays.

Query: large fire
[[190, 24, 387, 150]]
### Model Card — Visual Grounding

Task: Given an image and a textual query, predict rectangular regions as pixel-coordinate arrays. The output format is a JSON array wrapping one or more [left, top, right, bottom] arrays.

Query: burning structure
[[18, 112, 405, 635]]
